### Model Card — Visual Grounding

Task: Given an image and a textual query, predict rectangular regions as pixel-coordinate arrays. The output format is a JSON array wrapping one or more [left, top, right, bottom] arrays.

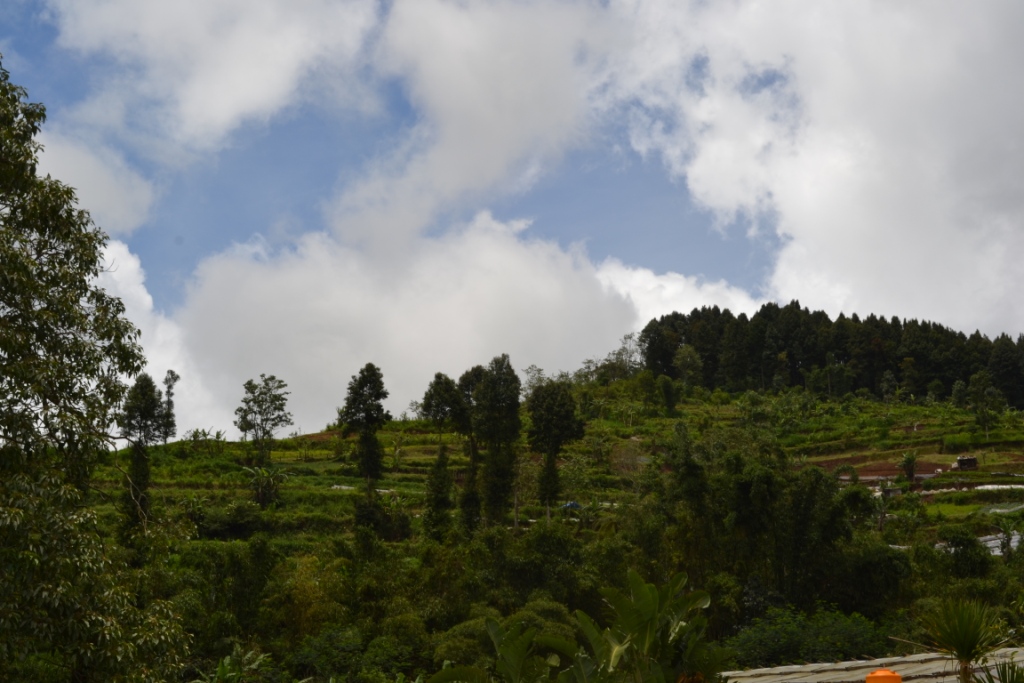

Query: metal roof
[[723, 648, 1024, 683]]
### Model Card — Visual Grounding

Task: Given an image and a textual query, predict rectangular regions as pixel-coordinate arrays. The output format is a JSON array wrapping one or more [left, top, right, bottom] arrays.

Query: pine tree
[[475, 355, 521, 524], [161, 369, 180, 444], [457, 365, 486, 530], [527, 379, 584, 520], [339, 363, 392, 485], [423, 444, 453, 540]]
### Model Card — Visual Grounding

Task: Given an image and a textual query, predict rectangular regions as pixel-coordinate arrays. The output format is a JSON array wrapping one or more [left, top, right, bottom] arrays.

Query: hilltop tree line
[[639, 302, 1024, 406]]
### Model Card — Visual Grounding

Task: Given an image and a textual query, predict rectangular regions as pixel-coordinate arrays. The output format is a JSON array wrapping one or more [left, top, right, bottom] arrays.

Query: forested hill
[[638, 301, 1024, 406]]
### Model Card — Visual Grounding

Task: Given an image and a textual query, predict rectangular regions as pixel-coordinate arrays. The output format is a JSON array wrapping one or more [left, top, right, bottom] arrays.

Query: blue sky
[[5, 1, 1024, 433]]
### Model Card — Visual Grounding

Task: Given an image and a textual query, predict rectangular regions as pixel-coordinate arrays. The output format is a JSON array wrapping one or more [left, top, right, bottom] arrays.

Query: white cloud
[[46, 0, 378, 154], [330, 0, 614, 245], [37, 131, 155, 236], [596, 258, 762, 326], [604, 1, 1024, 336], [96, 241, 230, 436], [172, 213, 637, 434]]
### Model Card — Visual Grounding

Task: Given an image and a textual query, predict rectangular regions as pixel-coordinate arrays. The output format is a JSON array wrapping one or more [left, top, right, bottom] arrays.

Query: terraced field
[[93, 392, 1024, 550]]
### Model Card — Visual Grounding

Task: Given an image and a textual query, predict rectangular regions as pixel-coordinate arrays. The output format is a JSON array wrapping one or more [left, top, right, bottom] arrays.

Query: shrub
[[943, 434, 974, 454], [727, 606, 887, 667]]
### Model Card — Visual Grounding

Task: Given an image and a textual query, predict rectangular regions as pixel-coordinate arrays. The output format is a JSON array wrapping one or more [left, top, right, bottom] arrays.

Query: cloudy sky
[[4, 1, 1024, 435]]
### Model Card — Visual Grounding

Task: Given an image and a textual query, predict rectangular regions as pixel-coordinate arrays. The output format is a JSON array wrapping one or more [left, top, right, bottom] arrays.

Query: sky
[[4, 1, 1024, 436]]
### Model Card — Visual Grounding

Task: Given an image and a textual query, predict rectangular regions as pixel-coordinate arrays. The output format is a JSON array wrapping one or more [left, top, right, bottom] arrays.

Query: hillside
[[88, 379, 1024, 681]]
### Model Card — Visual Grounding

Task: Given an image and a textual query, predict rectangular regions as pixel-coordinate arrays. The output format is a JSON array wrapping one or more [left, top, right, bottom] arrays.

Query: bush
[[290, 626, 362, 679], [942, 433, 974, 454], [201, 501, 265, 539], [727, 606, 887, 667]]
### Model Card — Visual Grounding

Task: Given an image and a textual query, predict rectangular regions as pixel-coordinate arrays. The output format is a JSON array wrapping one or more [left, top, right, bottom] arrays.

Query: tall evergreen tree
[[422, 372, 468, 436], [988, 334, 1024, 408], [339, 363, 392, 484], [474, 354, 521, 524], [527, 379, 584, 519], [423, 444, 454, 540], [161, 369, 180, 444], [457, 365, 486, 531], [118, 373, 165, 543], [968, 369, 1004, 440]]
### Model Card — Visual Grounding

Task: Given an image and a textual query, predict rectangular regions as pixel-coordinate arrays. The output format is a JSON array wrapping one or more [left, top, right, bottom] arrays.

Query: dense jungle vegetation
[[95, 342, 1024, 683], [6, 56, 1024, 683]]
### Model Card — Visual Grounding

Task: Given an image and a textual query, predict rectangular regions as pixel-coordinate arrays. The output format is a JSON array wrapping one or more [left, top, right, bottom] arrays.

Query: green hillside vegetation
[[83, 355, 1024, 682]]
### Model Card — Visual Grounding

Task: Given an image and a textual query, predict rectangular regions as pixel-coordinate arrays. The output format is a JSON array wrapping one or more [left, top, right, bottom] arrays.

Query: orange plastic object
[[866, 669, 902, 683]]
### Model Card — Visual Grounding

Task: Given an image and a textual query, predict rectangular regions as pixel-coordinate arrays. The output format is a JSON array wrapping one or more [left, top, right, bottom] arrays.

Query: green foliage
[[900, 451, 919, 481], [655, 375, 678, 415], [673, 345, 703, 389], [358, 431, 386, 482], [423, 373, 470, 435], [177, 537, 278, 658], [120, 372, 169, 447], [976, 657, 1024, 683], [528, 380, 584, 515], [476, 355, 522, 450], [200, 501, 265, 540], [22, 266, 1024, 682], [424, 444, 454, 540], [243, 466, 288, 509], [537, 452, 561, 517], [190, 644, 271, 683], [943, 433, 974, 454], [354, 490, 412, 541], [290, 626, 363, 680], [969, 370, 1005, 439], [340, 363, 392, 483], [120, 442, 152, 544], [0, 58, 190, 681], [938, 524, 993, 579], [952, 380, 969, 408], [162, 369, 181, 444], [234, 374, 293, 466], [527, 381, 585, 459], [555, 569, 728, 683], [727, 606, 887, 668], [920, 599, 1008, 683], [118, 373, 168, 545], [476, 355, 522, 523], [429, 618, 556, 683], [340, 363, 393, 435]]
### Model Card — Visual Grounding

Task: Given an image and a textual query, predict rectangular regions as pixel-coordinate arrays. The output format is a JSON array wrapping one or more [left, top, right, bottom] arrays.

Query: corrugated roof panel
[[723, 648, 1023, 683]]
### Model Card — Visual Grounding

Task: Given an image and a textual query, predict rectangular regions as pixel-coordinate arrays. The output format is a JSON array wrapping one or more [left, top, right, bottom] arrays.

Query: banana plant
[[190, 645, 270, 683], [429, 572, 729, 683], [429, 619, 562, 683], [242, 466, 287, 509], [554, 570, 730, 683]]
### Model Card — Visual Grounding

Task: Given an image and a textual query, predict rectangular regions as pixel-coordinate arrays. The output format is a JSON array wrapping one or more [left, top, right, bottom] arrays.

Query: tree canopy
[[119, 372, 166, 447], [338, 362, 392, 435], [0, 59, 187, 681], [234, 374, 293, 466], [421, 372, 469, 434], [526, 379, 584, 458]]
